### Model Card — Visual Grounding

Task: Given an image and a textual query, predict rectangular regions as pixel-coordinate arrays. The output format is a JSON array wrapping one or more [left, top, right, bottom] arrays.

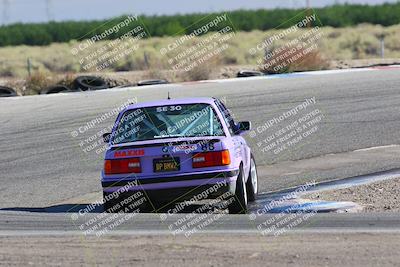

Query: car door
[[215, 100, 250, 177]]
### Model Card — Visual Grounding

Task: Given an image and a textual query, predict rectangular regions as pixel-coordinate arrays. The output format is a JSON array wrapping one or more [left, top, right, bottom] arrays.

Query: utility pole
[[306, 0, 312, 28], [2, 0, 10, 25], [27, 58, 32, 77], [377, 33, 385, 59], [46, 0, 54, 21]]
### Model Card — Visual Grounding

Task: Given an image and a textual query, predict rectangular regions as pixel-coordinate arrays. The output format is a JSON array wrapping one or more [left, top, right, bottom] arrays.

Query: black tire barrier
[[73, 76, 108, 91], [40, 85, 74, 95], [237, 70, 263, 78], [137, 79, 169, 86], [0, 86, 17, 97]]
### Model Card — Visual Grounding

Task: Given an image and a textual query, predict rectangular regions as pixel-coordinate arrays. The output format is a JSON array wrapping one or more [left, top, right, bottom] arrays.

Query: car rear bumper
[[102, 170, 238, 199]]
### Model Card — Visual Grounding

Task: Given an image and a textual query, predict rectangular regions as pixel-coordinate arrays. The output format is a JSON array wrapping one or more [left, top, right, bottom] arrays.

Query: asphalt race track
[[0, 67, 400, 234]]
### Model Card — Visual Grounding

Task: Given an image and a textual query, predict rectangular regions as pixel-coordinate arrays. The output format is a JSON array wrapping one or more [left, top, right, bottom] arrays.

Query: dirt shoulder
[[1, 233, 399, 266], [306, 177, 400, 212], [2, 59, 400, 96]]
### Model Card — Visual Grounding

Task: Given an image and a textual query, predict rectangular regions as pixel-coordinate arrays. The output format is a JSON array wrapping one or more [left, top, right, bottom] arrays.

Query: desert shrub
[[0, 68, 14, 77], [1, 24, 400, 78], [184, 64, 212, 81], [384, 26, 400, 52], [144, 68, 167, 80], [56, 73, 75, 87], [25, 71, 53, 95], [327, 31, 341, 38], [293, 49, 330, 71], [182, 61, 217, 81], [42, 59, 78, 73], [339, 34, 380, 58], [260, 45, 330, 74]]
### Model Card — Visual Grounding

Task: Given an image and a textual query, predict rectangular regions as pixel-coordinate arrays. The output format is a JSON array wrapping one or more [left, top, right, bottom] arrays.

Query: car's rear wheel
[[246, 155, 258, 202], [228, 165, 248, 214]]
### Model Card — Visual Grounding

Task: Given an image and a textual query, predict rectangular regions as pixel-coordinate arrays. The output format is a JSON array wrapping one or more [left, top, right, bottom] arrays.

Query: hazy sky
[[1, 0, 398, 25]]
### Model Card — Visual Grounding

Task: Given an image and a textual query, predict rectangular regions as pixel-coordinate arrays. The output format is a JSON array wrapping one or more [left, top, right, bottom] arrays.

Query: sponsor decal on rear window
[[172, 144, 197, 153]]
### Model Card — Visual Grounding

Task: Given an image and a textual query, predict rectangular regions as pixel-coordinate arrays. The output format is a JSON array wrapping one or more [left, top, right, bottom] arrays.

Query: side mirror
[[103, 132, 111, 143], [236, 121, 251, 133]]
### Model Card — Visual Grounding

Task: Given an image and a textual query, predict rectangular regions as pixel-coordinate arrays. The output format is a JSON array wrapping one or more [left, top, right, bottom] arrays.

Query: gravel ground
[[1, 233, 399, 266], [307, 177, 400, 212]]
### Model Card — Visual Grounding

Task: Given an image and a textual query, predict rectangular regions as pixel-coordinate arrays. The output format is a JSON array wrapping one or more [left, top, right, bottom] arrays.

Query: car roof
[[126, 97, 218, 110]]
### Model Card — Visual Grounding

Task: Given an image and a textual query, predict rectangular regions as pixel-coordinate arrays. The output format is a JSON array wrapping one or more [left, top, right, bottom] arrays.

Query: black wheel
[[246, 155, 258, 202], [0, 86, 17, 97], [73, 76, 108, 91], [237, 70, 263, 78], [228, 165, 248, 214]]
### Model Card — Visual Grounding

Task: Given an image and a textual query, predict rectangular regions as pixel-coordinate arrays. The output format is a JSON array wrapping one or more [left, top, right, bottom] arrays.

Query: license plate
[[153, 157, 180, 172]]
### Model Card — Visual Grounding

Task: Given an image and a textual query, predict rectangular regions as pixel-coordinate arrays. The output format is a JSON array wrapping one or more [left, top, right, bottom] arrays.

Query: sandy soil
[[307, 177, 400, 212], [0, 233, 399, 266]]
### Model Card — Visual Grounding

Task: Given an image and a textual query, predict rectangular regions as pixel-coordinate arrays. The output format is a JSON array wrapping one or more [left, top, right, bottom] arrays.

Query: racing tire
[[0, 86, 17, 97], [73, 76, 108, 91], [246, 155, 258, 202], [237, 70, 263, 78], [228, 165, 248, 214]]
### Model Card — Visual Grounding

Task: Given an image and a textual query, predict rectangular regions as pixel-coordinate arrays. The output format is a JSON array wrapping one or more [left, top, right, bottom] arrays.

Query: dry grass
[[0, 24, 398, 78], [183, 61, 217, 81], [260, 46, 330, 74], [24, 72, 54, 95], [0, 24, 399, 95]]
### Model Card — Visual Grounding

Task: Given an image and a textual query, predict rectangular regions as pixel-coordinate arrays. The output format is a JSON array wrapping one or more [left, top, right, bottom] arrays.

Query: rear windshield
[[111, 103, 225, 144]]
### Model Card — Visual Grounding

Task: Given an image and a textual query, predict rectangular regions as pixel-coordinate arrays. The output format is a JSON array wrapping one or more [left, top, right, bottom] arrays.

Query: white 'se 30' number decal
[[156, 106, 182, 112]]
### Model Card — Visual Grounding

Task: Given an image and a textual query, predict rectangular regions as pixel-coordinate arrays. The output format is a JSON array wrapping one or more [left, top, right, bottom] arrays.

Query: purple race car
[[101, 97, 258, 214]]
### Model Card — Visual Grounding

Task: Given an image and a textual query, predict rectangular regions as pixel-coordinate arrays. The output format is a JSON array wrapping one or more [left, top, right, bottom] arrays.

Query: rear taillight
[[104, 158, 141, 174], [192, 150, 231, 168]]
